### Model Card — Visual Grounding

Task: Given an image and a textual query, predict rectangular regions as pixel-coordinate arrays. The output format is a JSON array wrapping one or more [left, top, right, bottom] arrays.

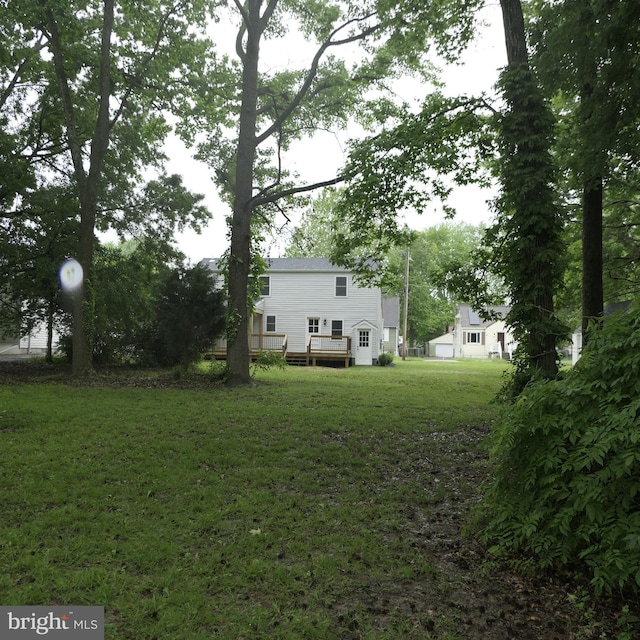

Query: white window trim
[[335, 275, 348, 297], [265, 315, 276, 332], [466, 331, 482, 344]]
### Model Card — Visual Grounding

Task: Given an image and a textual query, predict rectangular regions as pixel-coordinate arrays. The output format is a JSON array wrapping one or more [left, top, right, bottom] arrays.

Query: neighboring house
[[382, 296, 400, 356], [454, 305, 515, 359], [0, 324, 60, 357], [427, 330, 454, 358], [204, 258, 385, 366]]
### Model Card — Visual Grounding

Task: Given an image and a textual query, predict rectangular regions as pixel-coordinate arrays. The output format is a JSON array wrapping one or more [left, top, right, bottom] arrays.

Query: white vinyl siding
[[255, 270, 382, 356]]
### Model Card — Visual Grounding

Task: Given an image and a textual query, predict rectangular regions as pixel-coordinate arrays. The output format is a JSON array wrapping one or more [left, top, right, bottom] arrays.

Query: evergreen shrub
[[479, 301, 640, 595], [378, 353, 394, 366]]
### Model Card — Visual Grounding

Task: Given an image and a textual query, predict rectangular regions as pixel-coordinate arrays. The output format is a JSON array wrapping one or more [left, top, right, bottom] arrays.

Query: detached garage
[[427, 332, 454, 358]]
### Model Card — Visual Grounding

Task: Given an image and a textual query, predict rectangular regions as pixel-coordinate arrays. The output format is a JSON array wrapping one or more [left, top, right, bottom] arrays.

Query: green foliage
[[206, 359, 230, 383], [479, 300, 640, 595], [284, 188, 344, 258], [528, 0, 640, 322], [333, 94, 493, 281], [88, 242, 170, 364], [0, 184, 78, 354], [377, 352, 393, 366], [141, 264, 226, 371], [251, 350, 287, 376], [391, 223, 501, 345], [3, 0, 218, 374]]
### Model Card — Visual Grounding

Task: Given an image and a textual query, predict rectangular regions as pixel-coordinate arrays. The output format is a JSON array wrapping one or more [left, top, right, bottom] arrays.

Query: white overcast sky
[[168, 3, 507, 263]]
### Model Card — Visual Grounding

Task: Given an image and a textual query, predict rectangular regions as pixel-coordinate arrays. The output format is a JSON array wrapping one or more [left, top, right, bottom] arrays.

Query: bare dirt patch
[[364, 424, 640, 639]]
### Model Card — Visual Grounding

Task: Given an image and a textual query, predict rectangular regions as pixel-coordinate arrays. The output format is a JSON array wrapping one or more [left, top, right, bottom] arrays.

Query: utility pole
[[402, 245, 410, 360]]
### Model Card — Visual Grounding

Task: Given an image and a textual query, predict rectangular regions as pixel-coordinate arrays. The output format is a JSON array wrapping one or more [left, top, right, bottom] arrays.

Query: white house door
[[355, 329, 372, 365]]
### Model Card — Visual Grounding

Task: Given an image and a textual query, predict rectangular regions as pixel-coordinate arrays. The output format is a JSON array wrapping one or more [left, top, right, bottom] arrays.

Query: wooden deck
[[306, 335, 352, 367], [211, 334, 353, 367], [211, 334, 288, 361]]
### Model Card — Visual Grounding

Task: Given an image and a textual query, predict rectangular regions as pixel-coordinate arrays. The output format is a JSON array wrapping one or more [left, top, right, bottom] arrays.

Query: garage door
[[435, 343, 454, 358]]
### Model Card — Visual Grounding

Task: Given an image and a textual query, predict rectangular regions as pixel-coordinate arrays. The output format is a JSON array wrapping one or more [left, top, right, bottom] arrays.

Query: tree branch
[[39, 1, 88, 192], [259, 0, 279, 32], [256, 13, 380, 146], [114, 1, 184, 127], [0, 34, 46, 112], [233, 0, 249, 62], [250, 174, 345, 208]]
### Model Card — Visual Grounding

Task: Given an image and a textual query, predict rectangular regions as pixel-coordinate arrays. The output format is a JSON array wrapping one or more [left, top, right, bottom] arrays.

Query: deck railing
[[212, 334, 288, 358], [250, 333, 288, 356], [307, 335, 351, 355]]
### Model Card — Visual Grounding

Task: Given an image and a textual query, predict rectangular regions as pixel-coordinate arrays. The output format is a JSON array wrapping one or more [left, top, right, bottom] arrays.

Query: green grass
[[0, 359, 509, 639]]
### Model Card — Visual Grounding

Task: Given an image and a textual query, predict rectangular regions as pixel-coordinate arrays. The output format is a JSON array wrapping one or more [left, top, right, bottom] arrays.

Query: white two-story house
[[204, 257, 385, 366]]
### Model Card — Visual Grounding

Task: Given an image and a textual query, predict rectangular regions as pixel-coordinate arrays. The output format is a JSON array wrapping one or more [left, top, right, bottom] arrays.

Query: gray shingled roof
[[263, 258, 344, 271], [202, 257, 347, 272], [457, 304, 511, 328]]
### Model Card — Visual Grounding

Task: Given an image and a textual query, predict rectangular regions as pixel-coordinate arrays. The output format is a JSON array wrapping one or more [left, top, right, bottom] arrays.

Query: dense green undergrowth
[[479, 301, 640, 595]]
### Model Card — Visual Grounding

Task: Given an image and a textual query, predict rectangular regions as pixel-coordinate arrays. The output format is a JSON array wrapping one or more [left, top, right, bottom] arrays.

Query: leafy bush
[[251, 350, 287, 376], [377, 352, 394, 366], [478, 301, 640, 595], [206, 359, 230, 383]]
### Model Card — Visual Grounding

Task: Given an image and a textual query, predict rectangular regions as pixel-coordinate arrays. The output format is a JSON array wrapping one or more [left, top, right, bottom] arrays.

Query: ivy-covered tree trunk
[[496, 0, 566, 381]]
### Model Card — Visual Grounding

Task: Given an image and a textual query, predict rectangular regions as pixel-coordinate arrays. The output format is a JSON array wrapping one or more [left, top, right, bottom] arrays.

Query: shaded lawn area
[[0, 360, 629, 639]]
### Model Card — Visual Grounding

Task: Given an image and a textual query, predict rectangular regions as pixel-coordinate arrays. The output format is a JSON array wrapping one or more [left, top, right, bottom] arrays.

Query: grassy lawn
[[0, 359, 510, 639]]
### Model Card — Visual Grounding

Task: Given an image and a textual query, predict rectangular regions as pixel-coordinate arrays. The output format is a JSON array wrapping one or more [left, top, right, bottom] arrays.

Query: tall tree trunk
[[499, 0, 528, 66], [71, 193, 97, 376], [580, 68, 604, 344], [44, 0, 114, 376], [498, 0, 562, 380], [226, 0, 263, 386], [581, 176, 604, 340]]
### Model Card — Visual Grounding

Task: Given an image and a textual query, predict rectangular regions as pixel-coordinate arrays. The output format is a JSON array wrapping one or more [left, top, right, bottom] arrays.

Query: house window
[[466, 331, 482, 344], [259, 275, 270, 296], [308, 318, 320, 334], [331, 320, 343, 337], [335, 276, 347, 297], [266, 315, 276, 332]]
